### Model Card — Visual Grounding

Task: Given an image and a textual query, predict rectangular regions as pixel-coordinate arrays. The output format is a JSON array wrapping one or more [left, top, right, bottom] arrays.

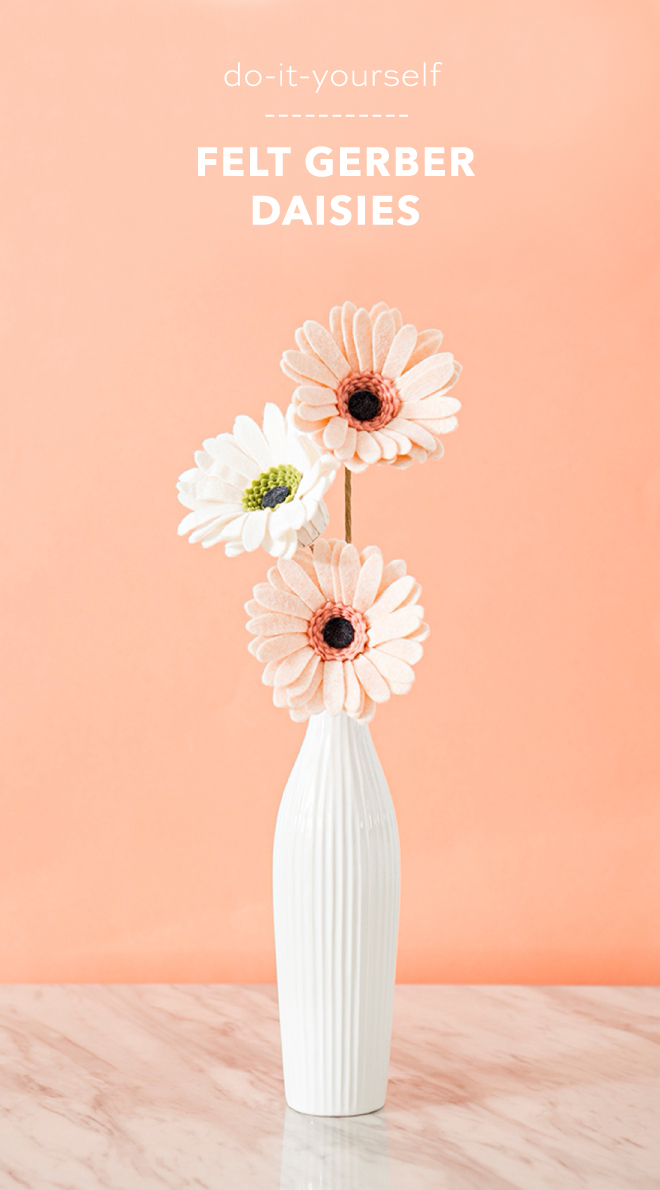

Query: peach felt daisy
[[245, 539, 429, 724], [280, 301, 462, 472]]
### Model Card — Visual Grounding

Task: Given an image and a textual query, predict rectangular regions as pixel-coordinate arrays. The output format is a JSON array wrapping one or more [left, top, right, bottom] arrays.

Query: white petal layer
[[177, 401, 338, 558]]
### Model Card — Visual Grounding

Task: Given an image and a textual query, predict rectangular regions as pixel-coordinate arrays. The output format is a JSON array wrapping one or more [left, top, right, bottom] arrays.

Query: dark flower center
[[347, 390, 381, 422], [322, 617, 355, 650], [261, 485, 289, 509]]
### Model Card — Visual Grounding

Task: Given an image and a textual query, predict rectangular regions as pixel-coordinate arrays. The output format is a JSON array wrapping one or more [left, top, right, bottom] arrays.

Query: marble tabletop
[[0, 985, 658, 1188]]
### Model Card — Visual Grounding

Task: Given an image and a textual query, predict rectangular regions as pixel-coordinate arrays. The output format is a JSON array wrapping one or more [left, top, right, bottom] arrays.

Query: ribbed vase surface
[[273, 711, 400, 1116]]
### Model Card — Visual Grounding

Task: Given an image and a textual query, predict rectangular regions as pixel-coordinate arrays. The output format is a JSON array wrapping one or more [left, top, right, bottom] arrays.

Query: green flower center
[[242, 464, 303, 511]]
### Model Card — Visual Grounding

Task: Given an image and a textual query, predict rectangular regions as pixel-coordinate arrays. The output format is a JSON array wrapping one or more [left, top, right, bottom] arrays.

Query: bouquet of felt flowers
[[177, 302, 461, 725]]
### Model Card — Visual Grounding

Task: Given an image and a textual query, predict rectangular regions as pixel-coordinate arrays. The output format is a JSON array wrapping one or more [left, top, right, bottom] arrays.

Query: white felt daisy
[[177, 404, 338, 559], [280, 301, 462, 472], [245, 539, 429, 724]]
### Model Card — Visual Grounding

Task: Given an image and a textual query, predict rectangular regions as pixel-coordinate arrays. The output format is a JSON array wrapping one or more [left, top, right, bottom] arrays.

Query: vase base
[[285, 1097, 386, 1118]]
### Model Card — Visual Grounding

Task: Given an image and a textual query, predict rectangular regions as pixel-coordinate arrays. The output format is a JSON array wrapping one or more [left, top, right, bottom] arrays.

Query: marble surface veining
[[0, 985, 659, 1188]]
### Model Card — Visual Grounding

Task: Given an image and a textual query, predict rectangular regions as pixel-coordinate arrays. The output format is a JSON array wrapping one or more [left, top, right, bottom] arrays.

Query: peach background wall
[[1, 0, 659, 983]]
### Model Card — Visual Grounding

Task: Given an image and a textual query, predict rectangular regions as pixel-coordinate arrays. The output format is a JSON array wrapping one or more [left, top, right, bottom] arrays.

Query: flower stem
[[344, 467, 352, 544]]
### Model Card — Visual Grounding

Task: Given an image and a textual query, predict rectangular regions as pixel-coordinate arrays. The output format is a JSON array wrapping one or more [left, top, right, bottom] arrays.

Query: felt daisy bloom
[[245, 539, 429, 724], [280, 301, 462, 472], [177, 403, 338, 559]]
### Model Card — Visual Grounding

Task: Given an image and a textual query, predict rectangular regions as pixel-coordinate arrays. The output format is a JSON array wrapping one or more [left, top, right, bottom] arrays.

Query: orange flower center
[[336, 371, 401, 432], [308, 601, 368, 661]]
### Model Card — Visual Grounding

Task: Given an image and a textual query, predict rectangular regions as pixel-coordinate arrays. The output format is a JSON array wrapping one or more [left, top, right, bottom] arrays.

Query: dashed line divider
[[264, 113, 409, 119]]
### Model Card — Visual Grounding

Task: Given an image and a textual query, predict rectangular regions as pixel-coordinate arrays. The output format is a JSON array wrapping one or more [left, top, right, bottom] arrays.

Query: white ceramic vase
[[273, 710, 400, 1117]]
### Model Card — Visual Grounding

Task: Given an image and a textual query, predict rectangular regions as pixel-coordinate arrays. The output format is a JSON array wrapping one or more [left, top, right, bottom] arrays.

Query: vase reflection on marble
[[273, 710, 400, 1117], [280, 1107, 392, 1189]]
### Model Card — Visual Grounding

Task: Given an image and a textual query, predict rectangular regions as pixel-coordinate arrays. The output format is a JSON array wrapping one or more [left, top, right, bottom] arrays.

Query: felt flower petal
[[232, 416, 272, 472], [335, 426, 358, 462], [261, 659, 281, 686], [338, 543, 361, 606], [343, 659, 363, 715], [312, 537, 336, 601], [389, 418, 437, 452], [332, 544, 346, 601], [294, 326, 317, 357], [353, 307, 374, 371], [304, 683, 326, 717], [370, 301, 389, 322], [381, 324, 417, 380], [197, 516, 247, 547], [275, 646, 314, 687], [404, 328, 443, 372], [178, 507, 233, 536], [252, 583, 311, 619], [323, 659, 345, 715], [366, 575, 417, 621], [341, 301, 360, 370], [255, 632, 309, 663], [378, 638, 424, 665], [275, 531, 299, 560], [370, 430, 398, 461], [397, 353, 455, 399], [369, 649, 415, 688], [329, 305, 344, 351], [286, 653, 320, 698], [295, 402, 337, 423], [294, 384, 338, 407], [267, 566, 289, 592], [206, 438, 261, 481], [247, 613, 309, 636], [294, 549, 318, 579], [262, 403, 289, 459], [278, 558, 325, 610], [304, 320, 351, 381], [242, 510, 268, 552], [372, 310, 396, 372], [360, 545, 381, 562], [353, 653, 391, 703], [416, 416, 459, 435], [247, 635, 265, 657], [323, 416, 349, 451], [357, 694, 377, 724], [395, 582, 422, 611], [353, 552, 384, 612], [274, 500, 307, 532], [368, 607, 424, 646], [184, 477, 240, 505], [401, 396, 461, 420], [282, 350, 337, 388], [288, 664, 323, 707], [356, 430, 381, 464]]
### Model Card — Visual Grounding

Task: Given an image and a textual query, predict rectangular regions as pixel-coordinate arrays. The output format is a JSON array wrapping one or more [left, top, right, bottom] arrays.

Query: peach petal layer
[[282, 301, 461, 472], [245, 539, 429, 724]]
